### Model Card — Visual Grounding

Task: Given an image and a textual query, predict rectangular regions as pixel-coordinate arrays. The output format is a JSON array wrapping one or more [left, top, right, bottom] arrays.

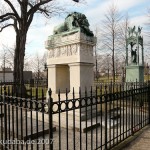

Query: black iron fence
[[0, 83, 50, 150], [0, 82, 150, 150]]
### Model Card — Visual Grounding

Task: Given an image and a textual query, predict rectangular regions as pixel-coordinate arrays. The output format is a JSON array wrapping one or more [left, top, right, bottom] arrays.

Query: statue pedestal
[[125, 26, 144, 83], [126, 65, 144, 82]]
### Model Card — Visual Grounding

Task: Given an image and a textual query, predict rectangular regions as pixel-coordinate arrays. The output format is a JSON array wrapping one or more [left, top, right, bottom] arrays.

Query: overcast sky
[[0, 0, 150, 59]]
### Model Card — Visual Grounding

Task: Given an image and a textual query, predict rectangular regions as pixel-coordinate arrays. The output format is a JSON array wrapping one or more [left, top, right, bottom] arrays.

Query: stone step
[[27, 110, 101, 133]]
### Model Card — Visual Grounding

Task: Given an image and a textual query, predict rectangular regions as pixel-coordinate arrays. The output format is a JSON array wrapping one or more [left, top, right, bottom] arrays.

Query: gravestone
[[45, 12, 96, 100], [125, 26, 144, 82]]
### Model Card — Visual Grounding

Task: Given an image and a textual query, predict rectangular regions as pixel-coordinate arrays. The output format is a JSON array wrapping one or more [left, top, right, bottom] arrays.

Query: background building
[[0, 67, 32, 82]]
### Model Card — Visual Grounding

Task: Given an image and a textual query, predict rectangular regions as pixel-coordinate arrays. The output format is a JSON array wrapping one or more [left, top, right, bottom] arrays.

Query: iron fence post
[[131, 86, 134, 135], [3, 85, 7, 149], [104, 86, 108, 150], [148, 81, 150, 124], [48, 89, 53, 150]]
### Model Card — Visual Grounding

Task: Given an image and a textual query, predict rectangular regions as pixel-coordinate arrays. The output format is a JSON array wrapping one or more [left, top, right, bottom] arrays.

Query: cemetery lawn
[[0, 85, 47, 100]]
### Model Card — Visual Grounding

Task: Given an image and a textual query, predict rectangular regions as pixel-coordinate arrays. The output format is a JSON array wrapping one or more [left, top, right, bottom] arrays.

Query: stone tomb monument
[[126, 26, 144, 82], [45, 12, 98, 131], [45, 12, 96, 99]]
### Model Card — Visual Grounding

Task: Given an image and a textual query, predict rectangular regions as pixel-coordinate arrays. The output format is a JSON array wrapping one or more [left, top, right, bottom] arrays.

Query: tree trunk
[[112, 31, 115, 83], [112, 53, 115, 83], [13, 30, 27, 97]]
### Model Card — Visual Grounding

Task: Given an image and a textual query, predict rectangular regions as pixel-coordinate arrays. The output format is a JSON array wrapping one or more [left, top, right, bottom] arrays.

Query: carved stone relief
[[48, 44, 79, 58], [71, 44, 78, 54], [54, 48, 60, 57], [61, 47, 67, 56], [48, 49, 54, 58], [67, 45, 72, 56]]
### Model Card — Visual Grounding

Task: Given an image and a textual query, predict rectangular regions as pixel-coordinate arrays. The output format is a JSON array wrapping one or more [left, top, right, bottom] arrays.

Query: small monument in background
[[45, 12, 96, 100], [125, 26, 144, 82]]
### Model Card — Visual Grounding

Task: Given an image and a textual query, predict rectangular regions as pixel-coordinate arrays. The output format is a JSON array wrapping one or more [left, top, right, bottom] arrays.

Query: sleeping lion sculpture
[[53, 12, 93, 37]]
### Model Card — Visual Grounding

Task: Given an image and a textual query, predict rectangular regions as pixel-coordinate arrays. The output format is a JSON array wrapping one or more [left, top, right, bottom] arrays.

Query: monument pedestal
[[126, 65, 144, 82]]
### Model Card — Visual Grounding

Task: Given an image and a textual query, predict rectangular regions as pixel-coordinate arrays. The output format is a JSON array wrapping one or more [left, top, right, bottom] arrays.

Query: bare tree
[[118, 14, 130, 81], [0, 44, 30, 70], [101, 3, 122, 82], [93, 26, 101, 81], [103, 54, 111, 81], [31, 52, 47, 74], [0, 45, 7, 82], [29, 52, 47, 86], [0, 45, 15, 73], [119, 14, 130, 57], [0, 0, 80, 89], [146, 8, 150, 47], [5, 47, 14, 68]]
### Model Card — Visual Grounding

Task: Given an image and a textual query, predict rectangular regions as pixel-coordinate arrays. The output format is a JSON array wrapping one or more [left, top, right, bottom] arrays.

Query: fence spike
[[84, 87, 87, 99], [48, 88, 52, 97], [58, 89, 60, 101], [66, 88, 68, 97], [72, 87, 75, 99], [79, 87, 81, 96]]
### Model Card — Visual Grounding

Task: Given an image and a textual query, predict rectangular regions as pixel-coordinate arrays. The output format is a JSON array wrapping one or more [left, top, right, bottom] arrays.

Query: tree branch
[[27, 13, 34, 30], [4, 0, 20, 20], [38, 7, 50, 16], [0, 24, 14, 32], [27, 0, 53, 17], [17, 0, 21, 5], [0, 13, 16, 20], [0, 15, 16, 23], [14, 18, 19, 33], [27, 1, 62, 29]]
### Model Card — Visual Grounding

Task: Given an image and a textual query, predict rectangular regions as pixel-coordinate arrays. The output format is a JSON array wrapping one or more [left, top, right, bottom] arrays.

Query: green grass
[[94, 76, 122, 83], [95, 75, 150, 83], [0, 85, 48, 99], [27, 86, 47, 98]]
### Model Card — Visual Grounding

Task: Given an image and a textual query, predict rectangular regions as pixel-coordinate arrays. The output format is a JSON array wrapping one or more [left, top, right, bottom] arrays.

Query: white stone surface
[[46, 32, 96, 65]]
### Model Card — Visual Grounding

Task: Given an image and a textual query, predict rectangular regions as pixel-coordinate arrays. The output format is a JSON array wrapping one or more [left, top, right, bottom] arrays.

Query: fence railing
[[0, 81, 150, 150], [0, 83, 50, 150]]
